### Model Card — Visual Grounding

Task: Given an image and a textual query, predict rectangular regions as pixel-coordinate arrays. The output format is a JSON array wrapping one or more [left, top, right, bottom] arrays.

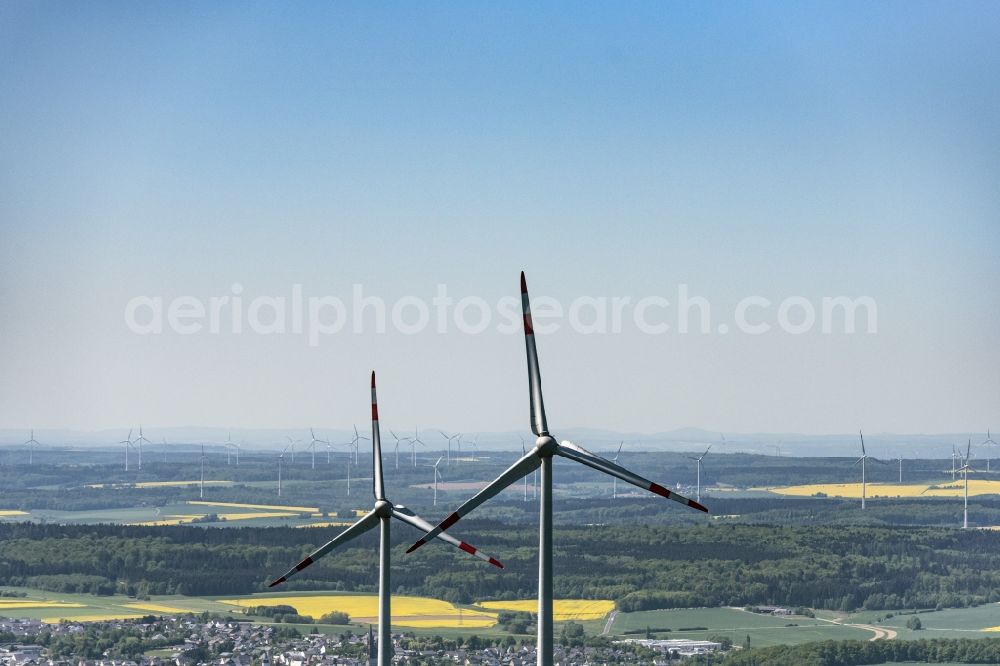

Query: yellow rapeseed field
[[768, 480, 1000, 499], [188, 501, 319, 512], [216, 512, 298, 521], [0, 510, 29, 516], [219, 595, 497, 628], [123, 603, 191, 614], [477, 599, 615, 621]]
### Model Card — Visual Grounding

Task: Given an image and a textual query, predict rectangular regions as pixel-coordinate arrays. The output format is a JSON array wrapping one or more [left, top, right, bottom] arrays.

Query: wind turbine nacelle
[[534, 436, 558, 456]]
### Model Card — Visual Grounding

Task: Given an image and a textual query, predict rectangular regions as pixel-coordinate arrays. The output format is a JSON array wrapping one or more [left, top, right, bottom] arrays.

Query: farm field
[[476, 599, 614, 622], [767, 479, 1000, 498], [609, 607, 875, 647], [2, 501, 367, 528], [218, 593, 497, 628], [842, 604, 1000, 639]]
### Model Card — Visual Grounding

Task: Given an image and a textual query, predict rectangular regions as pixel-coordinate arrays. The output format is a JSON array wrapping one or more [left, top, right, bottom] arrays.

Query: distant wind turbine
[[225, 433, 241, 466], [854, 431, 885, 510], [610, 442, 624, 499], [409, 427, 424, 467], [959, 440, 976, 529], [199, 445, 206, 499], [277, 444, 290, 497], [119, 428, 134, 472], [24, 430, 40, 466], [981, 430, 997, 473], [308, 429, 328, 470], [134, 425, 151, 470], [407, 273, 706, 666], [390, 430, 410, 470], [687, 445, 711, 504], [267, 372, 503, 666], [427, 456, 444, 506], [350, 425, 369, 465], [439, 430, 461, 466]]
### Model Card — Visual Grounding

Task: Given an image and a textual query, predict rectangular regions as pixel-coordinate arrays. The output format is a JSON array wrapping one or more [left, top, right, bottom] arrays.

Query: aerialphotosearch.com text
[[124, 283, 878, 347]]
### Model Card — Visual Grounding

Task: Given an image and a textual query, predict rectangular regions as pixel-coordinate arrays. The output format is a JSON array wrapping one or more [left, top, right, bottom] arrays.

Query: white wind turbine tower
[[687, 445, 711, 504], [225, 434, 241, 466], [308, 429, 328, 470], [467, 435, 479, 462], [439, 431, 460, 466], [350, 425, 369, 465], [389, 430, 410, 470], [285, 436, 299, 464], [897, 451, 903, 484], [981, 430, 997, 473], [854, 431, 880, 510], [407, 273, 707, 666], [959, 439, 975, 529], [950, 445, 958, 481], [610, 442, 624, 499], [134, 425, 151, 470], [427, 456, 444, 505], [24, 430, 40, 466], [119, 428, 134, 472], [277, 444, 291, 497], [199, 445, 207, 499], [268, 372, 504, 666], [409, 428, 425, 467]]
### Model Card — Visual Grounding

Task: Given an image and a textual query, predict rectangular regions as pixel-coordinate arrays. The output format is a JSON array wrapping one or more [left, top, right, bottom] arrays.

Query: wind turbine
[[467, 435, 479, 462], [390, 430, 410, 470], [407, 273, 706, 666], [134, 425, 151, 470], [119, 428, 134, 472], [308, 429, 328, 470], [897, 451, 903, 484], [268, 372, 503, 666], [199, 445, 207, 499], [610, 442, 624, 499], [285, 436, 299, 464], [277, 444, 290, 497], [959, 439, 975, 529], [687, 445, 711, 503], [24, 430, 40, 466], [427, 456, 444, 505], [950, 445, 959, 481], [981, 430, 997, 473], [225, 434, 241, 466], [350, 425, 368, 465], [409, 427, 424, 467], [854, 431, 878, 510], [439, 431, 461, 466]]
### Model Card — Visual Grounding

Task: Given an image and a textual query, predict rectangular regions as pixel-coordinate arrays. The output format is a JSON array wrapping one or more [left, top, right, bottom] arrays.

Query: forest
[[0, 522, 997, 612]]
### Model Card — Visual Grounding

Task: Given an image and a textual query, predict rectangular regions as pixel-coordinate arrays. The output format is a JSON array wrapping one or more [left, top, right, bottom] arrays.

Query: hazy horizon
[[2, 3, 998, 434]]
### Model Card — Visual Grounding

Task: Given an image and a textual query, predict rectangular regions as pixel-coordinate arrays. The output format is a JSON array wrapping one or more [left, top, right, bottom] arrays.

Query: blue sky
[[1, 2, 998, 435]]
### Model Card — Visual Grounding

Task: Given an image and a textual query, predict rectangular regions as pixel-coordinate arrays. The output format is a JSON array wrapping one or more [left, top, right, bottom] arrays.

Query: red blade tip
[[520, 271, 527, 293], [371, 371, 376, 388], [406, 539, 426, 554], [268, 577, 286, 587], [689, 499, 709, 513]]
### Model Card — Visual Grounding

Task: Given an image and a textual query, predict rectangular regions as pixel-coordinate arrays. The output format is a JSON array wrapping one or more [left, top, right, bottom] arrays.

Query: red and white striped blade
[[392, 505, 503, 569], [557, 440, 708, 513], [371, 371, 384, 501], [406, 448, 542, 553], [268, 509, 380, 587], [521, 272, 548, 436]]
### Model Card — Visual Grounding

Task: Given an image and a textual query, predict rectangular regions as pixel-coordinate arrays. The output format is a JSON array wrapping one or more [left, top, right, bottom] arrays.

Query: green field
[[610, 607, 874, 647], [843, 604, 1000, 640]]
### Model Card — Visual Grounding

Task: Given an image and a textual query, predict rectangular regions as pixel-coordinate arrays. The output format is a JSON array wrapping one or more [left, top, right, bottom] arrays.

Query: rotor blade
[[392, 505, 503, 569], [557, 440, 707, 512], [268, 509, 379, 586], [521, 272, 548, 436], [371, 372, 384, 501], [407, 449, 542, 553], [859, 430, 866, 456], [854, 456, 864, 465]]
